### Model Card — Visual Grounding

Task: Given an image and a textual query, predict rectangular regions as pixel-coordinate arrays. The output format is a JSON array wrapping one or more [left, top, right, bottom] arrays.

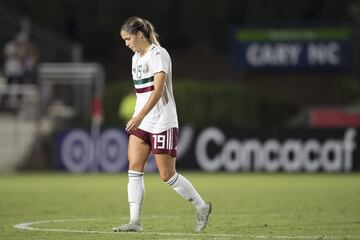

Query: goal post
[[38, 63, 105, 171], [38, 63, 105, 124]]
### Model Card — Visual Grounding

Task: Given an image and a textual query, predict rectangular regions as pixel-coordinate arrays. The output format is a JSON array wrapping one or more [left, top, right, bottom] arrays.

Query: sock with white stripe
[[127, 170, 144, 224], [166, 173, 206, 211]]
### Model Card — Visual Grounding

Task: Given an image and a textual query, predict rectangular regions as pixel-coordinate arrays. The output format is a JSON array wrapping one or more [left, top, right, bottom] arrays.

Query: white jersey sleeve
[[151, 49, 170, 75]]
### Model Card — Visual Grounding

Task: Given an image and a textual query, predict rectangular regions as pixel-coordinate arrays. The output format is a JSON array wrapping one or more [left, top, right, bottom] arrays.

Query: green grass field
[[1, 172, 360, 239]]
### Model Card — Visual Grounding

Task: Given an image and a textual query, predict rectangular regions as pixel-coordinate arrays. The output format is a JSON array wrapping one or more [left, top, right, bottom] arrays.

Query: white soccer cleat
[[113, 222, 143, 232], [195, 202, 212, 232]]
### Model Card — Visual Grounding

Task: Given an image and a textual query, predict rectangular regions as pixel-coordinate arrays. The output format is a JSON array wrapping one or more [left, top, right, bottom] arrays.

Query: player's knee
[[159, 170, 175, 182], [128, 162, 145, 173]]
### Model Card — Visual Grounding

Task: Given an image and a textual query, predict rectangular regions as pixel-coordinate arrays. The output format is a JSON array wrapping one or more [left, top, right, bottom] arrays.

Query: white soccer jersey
[[131, 44, 179, 133]]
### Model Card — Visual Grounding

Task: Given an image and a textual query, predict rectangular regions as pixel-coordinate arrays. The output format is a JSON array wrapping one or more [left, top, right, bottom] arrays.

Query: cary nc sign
[[231, 27, 351, 71]]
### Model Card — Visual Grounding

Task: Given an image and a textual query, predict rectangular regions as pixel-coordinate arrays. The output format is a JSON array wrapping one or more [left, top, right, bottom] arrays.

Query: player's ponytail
[[121, 16, 160, 46], [144, 20, 160, 46]]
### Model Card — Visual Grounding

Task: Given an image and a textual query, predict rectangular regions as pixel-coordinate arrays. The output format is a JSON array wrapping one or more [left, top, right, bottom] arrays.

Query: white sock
[[166, 173, 206, 211], [128, 170, 144, 224]]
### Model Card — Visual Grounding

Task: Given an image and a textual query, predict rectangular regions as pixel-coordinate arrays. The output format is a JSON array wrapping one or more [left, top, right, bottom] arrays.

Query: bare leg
[[128, 135, 151, 172], [154, 154, 176, 181]]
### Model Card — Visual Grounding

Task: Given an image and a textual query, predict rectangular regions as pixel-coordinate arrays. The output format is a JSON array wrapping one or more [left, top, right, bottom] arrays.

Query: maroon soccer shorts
[[129, 128, 178, 157]]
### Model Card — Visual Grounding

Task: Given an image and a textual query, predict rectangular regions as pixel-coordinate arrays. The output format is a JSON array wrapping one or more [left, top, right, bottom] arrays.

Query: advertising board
[[231, 27, 352, 72], [57, 126, 359, 173]]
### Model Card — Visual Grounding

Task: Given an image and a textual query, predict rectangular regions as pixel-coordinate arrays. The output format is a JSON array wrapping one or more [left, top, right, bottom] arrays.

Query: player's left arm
[[125, 71, 166, 132]]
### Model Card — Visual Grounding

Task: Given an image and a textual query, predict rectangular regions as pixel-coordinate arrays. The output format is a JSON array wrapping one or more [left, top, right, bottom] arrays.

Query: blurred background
[[0, 0, 359, 173]]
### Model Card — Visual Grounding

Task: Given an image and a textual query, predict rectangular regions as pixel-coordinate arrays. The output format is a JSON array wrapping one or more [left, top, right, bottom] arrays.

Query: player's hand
[[125, 115, 143, 132]]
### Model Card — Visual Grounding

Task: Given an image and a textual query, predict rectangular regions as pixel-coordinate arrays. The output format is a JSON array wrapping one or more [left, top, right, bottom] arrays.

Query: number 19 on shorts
[[151, 128, 177, 153]]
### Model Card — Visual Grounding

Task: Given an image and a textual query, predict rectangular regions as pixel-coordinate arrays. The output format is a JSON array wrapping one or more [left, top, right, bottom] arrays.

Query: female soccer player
[[113, 16, 212, 233]]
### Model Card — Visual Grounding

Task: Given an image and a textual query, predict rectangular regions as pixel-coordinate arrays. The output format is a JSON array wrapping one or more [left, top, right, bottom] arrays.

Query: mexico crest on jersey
[[143, 63, 149, 74]]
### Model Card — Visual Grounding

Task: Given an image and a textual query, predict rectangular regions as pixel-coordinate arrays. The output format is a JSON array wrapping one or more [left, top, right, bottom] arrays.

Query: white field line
[[14, 218, 358, 239]]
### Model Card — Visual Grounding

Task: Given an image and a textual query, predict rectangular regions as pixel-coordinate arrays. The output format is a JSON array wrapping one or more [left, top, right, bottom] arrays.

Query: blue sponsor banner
[[56, 128, 157, 173], [56, 126, 359, 173], [177, 127, 360, 173], [230, 26, 352, 72]]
